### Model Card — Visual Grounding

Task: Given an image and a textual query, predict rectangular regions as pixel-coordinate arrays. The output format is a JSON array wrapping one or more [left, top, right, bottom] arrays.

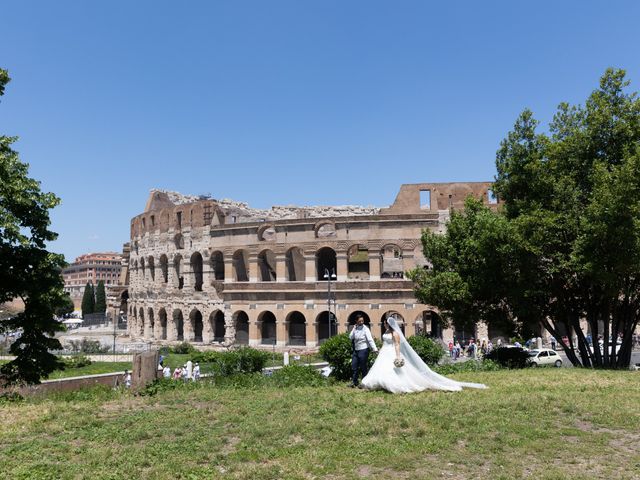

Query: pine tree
[[94, 280, 106, 313], [81, 282, 95, 316]]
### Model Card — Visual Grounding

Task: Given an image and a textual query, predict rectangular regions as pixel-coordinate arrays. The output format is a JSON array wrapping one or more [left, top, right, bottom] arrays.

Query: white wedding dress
[[361, 319, 487, 393]]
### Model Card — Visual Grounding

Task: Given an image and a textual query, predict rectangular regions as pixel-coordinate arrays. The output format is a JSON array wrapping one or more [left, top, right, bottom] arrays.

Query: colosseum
[[113, 182, 501, 349]]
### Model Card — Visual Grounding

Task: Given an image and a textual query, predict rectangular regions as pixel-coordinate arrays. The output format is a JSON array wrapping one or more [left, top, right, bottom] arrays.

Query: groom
[[349, 315, 378, 388]]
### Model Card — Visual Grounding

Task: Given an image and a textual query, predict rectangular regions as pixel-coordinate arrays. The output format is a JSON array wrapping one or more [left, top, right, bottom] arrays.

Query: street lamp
[[113, 310, 123, 356], [323, 268, 337, 337]]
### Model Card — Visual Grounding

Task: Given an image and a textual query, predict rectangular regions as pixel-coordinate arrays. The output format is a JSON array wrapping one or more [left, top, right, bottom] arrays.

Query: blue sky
[[1, 1, 639, 262]]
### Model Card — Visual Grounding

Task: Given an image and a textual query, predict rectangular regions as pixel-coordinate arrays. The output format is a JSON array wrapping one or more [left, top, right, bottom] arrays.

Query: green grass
[[47, 362, 133, 379], [1, 369, 639, 479]]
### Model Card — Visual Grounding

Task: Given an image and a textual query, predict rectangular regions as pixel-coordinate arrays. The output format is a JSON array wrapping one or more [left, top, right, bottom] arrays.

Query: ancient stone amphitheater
[[116, 182, 499, 349]]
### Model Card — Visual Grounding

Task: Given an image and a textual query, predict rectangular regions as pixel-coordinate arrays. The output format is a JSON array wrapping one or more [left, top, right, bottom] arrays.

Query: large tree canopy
[[411, 69, 640, 368], [0, 69, 66, 385]]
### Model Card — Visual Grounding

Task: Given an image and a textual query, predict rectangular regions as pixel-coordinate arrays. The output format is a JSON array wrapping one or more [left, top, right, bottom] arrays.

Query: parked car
[[528, 348, 563, 367]]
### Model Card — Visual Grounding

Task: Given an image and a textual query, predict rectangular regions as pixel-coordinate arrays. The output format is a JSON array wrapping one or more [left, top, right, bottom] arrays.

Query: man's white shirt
[[349, 325, 378, 352]]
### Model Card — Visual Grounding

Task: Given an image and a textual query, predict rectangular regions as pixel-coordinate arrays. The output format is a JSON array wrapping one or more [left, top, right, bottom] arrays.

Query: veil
[[387, 315, 487, 390]]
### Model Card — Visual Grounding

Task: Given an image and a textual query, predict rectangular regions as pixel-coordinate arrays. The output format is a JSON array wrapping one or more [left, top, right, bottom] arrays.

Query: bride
[[361, 316, 487, 393]]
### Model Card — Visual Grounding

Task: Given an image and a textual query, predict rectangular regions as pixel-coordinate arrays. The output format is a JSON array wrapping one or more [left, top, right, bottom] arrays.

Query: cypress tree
[[95, 280, 106, 313], [81, 282, 95, 316]]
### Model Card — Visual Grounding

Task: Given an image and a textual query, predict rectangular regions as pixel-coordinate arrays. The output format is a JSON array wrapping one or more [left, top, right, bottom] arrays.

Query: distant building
[[62, 252, 122, 308]]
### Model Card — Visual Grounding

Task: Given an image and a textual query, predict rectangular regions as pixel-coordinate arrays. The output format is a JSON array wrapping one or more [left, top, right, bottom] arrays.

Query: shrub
[[68, 339, 109, 354], [319, 333, 381, 381], [270, 365, 328, 387], [484, 347, 530, 369], [406, 334, 445, 365], [191, 347, 270, 376], [59, 354, 92, 369], [171, 342, 198, 355]]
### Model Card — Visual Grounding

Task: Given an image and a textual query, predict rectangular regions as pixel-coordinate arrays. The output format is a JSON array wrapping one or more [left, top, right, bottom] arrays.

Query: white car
[[528, 348, 563, 367]]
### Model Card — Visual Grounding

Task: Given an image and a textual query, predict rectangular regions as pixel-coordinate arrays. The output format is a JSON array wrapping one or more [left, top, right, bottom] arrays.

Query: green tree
[[94, 280, 106, 313], [81, 283, 95, 316], [54, 294, 75, 318], [411, 69, 640, 369], [0, 69, 66, 385]]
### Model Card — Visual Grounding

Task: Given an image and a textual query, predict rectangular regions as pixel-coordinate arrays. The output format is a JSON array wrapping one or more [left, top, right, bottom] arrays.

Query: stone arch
[[380, 243, 404, 279], [259, 311, 277, 345], [347, 311, 371, 332], [258, 249, 277, 282], [315, 310, 337, 345], [158, 308, 168, 340], [140, 257, 146, 280], [147, 256, 155, 281], [414, 309, 443, 338], [257, 224, 276, 242], [314, 220, 336, 239], [173, 309, 184, 341], [147, 308, 155, 338], [210, 250, 225, 281], [159, 254, 169, 283], [233, 249, 249, 282], [316, 246, 337, 280], [382, 310, 405, 335], [189, 308, 204, 342], [234, 311, 249, 345], [173, 254, 184, 289], [174, 233, 184, 250], [286, 311, 306, 346], [209, 310, 226, 342], [190, 252, 204, 291], [285, 247, 305, 281], [138, 307, 145, 336], [347, 244, 369, 280], [119, 290, 128, 318]]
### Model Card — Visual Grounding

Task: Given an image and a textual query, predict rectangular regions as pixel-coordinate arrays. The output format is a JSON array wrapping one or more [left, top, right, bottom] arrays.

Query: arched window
[[258, 249, 276, 282], [158, 309, 168, 340], [173, 255, 183, 289], [190, 252, 203, 291], [380, 244, 404, 279], [233, 250, 249, 282], [210, 310, 226, 342], [210, 251, 225, 281], [159, 255, 169, 283], [190, 309, 203, 342], [147, 256, 155, 281], [316, 247, 336, 280], [173, 310, 184, 341], [285, 247, 305, 281], [316, 310, 337, 344], [347, 244, 369, 280], [234, 311, 249, 345], [287, 311, 306, 346], [259, 311, 277, 345]]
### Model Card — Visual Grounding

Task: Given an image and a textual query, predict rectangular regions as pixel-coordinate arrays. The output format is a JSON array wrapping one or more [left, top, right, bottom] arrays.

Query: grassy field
[[1, 369, 638, 479], [47, 362, 133, 379]]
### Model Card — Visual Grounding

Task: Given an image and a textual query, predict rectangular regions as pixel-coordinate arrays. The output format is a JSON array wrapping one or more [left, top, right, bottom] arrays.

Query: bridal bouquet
[[393, 358, 405, 368]]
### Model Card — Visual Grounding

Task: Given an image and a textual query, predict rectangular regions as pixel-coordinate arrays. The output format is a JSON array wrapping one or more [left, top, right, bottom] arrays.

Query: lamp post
[[113, 310, 123, 356], [323, 268, 337, 337]]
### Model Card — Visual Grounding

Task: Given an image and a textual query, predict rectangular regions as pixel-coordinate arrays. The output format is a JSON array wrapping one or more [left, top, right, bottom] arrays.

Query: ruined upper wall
[[380, 182, 499, 214], [131, 183, 497, 238]]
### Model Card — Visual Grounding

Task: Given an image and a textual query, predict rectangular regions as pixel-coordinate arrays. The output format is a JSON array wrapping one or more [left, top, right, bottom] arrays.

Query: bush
[[191, 347, 270, 376], [68, 339, 109, 354], [484, 347, 530, 369], [406, 334, 446, 365], [319, 333, 381, 381], [270, 365, 328, 387], [171, 342, 198, 355], [58, 354, 92, 369]]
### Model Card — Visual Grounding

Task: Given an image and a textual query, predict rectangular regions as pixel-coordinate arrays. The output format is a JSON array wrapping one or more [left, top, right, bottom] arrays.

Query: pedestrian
[[163, 365, 171, 379], [186, 359, 193, 380], [173, 366, 182, 380], [550, 336, 557, 351], [182, 364, 189, 381], [123, 369, 132, 389], [193, 362, 201, 381], [448, 341, 454, 358], [348, 314, 378, 388]]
